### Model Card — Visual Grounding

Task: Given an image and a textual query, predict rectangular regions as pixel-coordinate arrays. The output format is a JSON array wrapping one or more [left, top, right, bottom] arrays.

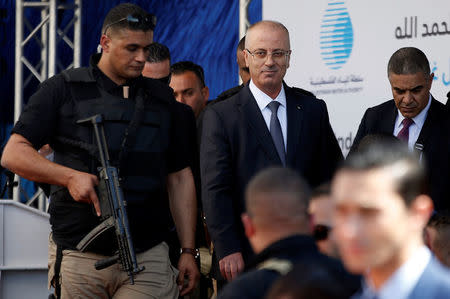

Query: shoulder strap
[[61, 67, 96, 83], [257, 258, 293, 275], [118, 87, 147, 170]]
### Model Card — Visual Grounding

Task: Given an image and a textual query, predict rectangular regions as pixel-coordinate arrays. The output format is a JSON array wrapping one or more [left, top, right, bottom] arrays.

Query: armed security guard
[[1, 3, 199, 298]]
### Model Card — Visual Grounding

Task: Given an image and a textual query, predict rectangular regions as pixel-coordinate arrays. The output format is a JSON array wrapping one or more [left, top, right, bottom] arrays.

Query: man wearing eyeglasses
[[201, 20, 342, 289], [1, 3, 199, 298]]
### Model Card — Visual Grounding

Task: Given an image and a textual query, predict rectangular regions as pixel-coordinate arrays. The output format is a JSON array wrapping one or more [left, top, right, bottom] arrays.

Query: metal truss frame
[[239, 0, 251, 84], [13, 0, 82, 210]]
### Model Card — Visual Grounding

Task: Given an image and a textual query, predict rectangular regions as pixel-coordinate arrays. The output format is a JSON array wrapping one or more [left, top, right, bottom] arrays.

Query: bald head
[[245, 20, 290, 50], [245, 167, 310, 230]]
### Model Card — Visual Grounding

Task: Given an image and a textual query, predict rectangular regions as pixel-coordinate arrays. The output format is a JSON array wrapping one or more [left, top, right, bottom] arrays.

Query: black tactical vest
[[49, 67, 173, 253]]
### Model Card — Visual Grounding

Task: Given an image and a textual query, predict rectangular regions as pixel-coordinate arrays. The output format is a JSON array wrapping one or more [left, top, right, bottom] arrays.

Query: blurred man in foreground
[[333, 139, 450, 298]]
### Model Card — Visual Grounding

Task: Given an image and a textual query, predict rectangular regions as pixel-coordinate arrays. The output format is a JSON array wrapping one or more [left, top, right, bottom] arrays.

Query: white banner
[[263, 0, 450, 155]]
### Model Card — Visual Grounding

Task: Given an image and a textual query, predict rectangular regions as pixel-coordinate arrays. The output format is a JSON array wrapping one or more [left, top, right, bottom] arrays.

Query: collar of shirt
[[394, 94, 431, 150], [362, 246, 431, 299], [249, 80, 288, 148], [90, 53, 142, 98]]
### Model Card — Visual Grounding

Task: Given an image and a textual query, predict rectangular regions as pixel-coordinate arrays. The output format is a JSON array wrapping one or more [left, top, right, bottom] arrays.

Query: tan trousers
[[48, 235, 179, 299]]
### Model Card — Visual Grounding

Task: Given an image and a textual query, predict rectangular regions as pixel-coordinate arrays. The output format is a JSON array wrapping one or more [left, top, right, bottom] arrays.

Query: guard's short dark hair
[[356, 133, 401, 152], [387, 47, 430, 77], [341, 139, 428, 205], [147, 42, 171, 63], [171, 61, 206, 87], [246, 167, 311, 215], [102, 3, 155, 35]]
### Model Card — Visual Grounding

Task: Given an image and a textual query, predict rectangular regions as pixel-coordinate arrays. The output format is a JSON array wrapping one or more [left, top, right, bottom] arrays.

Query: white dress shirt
[[249, 80, 288, 149], [360, 246, 431, 299], [393, 94, 431, 151]]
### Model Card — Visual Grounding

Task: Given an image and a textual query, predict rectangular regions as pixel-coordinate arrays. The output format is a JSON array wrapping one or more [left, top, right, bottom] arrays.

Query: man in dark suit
[[350, 47, 450, 211], [200, 20, 342, 286], [332, 139, 450, 299]]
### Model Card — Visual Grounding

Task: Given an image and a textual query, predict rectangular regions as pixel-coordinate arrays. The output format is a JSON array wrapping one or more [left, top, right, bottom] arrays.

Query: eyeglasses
[[103, 14, 157, 35], [313, 224, 332, 241], [245, 49, 291, 62]]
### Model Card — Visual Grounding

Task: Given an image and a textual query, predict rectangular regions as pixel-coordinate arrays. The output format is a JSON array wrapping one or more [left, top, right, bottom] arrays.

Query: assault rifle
[[75, 114, 144, 284]]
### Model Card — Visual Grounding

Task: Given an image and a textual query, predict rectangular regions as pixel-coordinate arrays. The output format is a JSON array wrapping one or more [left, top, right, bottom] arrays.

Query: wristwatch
[[180, 248, 200, 259]]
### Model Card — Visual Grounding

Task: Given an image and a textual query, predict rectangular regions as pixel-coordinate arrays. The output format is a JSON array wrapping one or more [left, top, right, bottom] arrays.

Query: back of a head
[[170, 61, 206, 87], [147, 42, 171, 64], [245, 167, 310, 229], [356, 133, 400, 153], [265, 260, 359, 299], [387, 47, 430, 77], [102, 3, 156, 35], [342, 138, 427, 205]]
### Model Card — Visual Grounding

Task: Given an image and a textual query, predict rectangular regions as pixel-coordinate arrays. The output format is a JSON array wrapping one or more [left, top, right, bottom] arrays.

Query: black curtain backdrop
[[0, 0, 262, 200]]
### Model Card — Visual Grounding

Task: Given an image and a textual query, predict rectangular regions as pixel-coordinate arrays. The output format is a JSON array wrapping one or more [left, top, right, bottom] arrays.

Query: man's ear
[[100, 35, 111, 53], [201, 86, 210, 103], [410, 194, 434, 230], [242, 213, 255, 239]]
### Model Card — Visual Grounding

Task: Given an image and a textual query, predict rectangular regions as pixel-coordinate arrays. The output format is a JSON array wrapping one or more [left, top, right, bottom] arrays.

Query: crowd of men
[[1, 2, 450, 298]]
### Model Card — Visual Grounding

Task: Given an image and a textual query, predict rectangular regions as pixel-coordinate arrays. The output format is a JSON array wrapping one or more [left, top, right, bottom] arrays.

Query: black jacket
[[219, 235, 359, 299]]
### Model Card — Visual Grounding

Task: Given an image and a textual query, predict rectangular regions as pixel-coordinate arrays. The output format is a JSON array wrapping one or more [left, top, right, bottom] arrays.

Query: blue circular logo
[[320, 1, 354, 70]]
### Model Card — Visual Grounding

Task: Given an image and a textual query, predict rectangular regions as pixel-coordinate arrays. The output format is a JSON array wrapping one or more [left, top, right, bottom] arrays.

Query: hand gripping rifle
[[75, 114, 144, 284]]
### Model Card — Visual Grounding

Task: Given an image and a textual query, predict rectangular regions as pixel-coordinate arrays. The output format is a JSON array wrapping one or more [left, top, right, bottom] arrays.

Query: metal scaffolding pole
[[13, 0, 82, 206], [239, 0, 251, 40]]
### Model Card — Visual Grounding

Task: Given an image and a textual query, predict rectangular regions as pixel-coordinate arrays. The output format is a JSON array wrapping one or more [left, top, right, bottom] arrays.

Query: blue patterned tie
[[267, 101, 286, 165]]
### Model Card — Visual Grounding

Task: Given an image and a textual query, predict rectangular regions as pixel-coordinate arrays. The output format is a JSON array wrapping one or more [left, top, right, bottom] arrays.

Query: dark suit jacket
[[200, 84, 343, 264], [350, 98, 450, 210]]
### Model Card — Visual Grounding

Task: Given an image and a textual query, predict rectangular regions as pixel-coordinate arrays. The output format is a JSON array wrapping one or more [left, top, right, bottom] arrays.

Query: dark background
[[0, 0, 262, 199]]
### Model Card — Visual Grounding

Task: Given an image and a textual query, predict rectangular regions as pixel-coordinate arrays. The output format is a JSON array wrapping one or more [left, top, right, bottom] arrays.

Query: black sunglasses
[[103, 13, 157, 35], [313, 224, 332, 241]]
